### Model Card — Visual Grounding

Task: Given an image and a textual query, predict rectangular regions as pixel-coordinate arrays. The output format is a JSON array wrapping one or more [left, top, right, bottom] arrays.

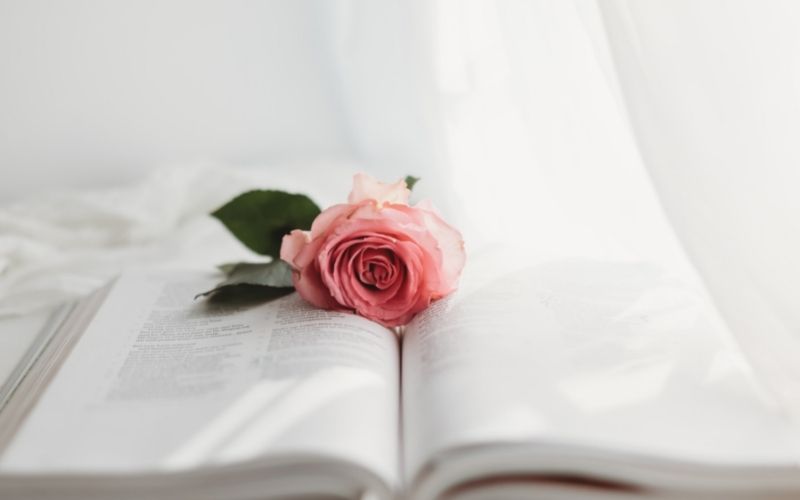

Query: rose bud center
[[357, 247, 399, 290]]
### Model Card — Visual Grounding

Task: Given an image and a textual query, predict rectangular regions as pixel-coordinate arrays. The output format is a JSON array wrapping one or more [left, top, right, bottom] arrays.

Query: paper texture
[[0, 271, 399, 488], [403, 259, 800, 481]]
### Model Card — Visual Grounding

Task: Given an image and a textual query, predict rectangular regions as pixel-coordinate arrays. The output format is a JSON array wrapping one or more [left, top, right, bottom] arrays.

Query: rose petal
[[309, 203, 358, 239], [280, 230, 311, 269], [348, 173, 410, 205], [389, 203, 466, 294], [293, 260, 340, 310]]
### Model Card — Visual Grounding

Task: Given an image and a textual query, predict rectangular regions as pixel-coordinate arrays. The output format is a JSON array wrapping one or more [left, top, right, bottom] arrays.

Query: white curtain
[[599, 0, 800, 417], [323, 0, 800, 416]]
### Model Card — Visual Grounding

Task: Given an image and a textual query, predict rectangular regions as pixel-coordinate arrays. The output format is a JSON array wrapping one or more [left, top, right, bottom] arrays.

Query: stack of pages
[[1, 255, 799, 499]]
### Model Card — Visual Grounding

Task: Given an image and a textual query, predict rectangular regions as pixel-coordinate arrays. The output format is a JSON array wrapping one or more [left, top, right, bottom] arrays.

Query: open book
[[1, 258, 799, 499]]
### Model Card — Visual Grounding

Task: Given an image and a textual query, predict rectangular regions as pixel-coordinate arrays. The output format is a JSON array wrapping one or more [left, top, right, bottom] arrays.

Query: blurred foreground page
[[0, 271, 399, 487], [402, 259, 800, 494]]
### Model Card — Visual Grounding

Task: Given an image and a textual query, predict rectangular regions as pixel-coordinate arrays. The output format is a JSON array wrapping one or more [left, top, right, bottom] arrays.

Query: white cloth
[[0, 164, 353, 317], [596, 0, 800, 418]]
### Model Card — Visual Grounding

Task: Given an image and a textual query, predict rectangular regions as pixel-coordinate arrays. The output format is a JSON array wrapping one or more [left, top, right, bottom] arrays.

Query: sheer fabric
[[599, 0, 800, 416], [325, 0, 800, 416]]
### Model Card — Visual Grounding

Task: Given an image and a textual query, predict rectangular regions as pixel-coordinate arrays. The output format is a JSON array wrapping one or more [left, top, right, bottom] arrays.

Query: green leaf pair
[[196, 190, 320, 299]]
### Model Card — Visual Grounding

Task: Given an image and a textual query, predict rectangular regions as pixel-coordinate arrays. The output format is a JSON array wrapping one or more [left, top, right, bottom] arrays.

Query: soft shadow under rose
[[280, 173, 465, 327]]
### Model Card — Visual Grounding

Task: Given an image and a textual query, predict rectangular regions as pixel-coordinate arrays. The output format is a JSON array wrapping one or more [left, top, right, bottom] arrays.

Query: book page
[[0, 270, 399, 486], [402, 257, 800, 481]]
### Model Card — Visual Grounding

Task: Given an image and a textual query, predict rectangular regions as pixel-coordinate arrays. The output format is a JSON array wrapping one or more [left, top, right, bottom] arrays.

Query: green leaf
[[202, 284, 292, 306], [404, 176, 420, 191], [195, 260, 295, 300], [212, 190, 321, 257]]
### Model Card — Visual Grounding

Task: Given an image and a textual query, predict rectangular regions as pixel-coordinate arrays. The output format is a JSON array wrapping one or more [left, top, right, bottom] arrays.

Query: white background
[[0, 1, 353, 200]]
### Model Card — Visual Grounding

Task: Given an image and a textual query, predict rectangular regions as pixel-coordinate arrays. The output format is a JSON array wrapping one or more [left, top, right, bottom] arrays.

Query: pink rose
[[280, 173, 466, 327]]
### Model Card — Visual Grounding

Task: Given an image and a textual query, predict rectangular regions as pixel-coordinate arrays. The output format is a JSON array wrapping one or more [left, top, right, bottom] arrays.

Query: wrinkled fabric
[[0, 164, 352, 317]]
